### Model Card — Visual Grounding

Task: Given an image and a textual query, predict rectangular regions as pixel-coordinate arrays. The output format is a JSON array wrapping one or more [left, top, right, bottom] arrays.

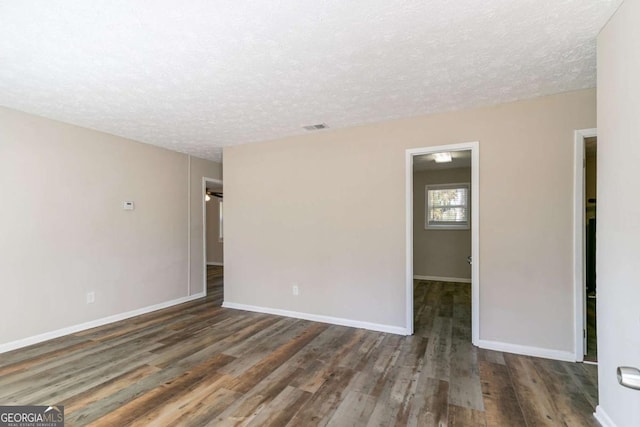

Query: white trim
[[0, 293, 205, 354], [573, 128, 597, 362], [207, 262, 224, 266], [413, 275, 471, 283], [476, 339, 575, 362], [202, 177, 223, 297], [594, 406, 617, 427], [187, 155, 192, 295], [222, 302, 409, 335], [406, 142, 480, 344], [405, 151, 414, 335]]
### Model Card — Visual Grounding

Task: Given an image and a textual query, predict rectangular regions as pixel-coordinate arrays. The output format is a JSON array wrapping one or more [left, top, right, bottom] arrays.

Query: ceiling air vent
[[303, 123, 329, 131]]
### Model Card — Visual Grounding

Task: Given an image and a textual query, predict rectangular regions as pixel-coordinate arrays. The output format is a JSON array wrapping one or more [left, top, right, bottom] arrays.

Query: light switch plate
[[123, 201, 135, 210]]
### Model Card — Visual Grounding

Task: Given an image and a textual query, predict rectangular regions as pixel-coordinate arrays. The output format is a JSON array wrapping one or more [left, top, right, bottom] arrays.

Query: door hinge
[[584, 329, 587, 338]]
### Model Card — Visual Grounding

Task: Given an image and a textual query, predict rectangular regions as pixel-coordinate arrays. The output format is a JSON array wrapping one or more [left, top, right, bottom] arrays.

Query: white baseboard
[[413, 275, 471, 283], [477, 339, 576, 362], [594, 406, 617, 427], [0, 292, 205, 354], [222, 301, 409, 336], [207, 262, 224, 266]]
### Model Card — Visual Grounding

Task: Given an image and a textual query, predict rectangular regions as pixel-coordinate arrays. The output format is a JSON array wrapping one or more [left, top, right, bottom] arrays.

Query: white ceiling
[[0, 1, 621, 162]]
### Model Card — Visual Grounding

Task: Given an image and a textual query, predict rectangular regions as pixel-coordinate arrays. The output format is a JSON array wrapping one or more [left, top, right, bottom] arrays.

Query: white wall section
[[596, 0, 640, 424]]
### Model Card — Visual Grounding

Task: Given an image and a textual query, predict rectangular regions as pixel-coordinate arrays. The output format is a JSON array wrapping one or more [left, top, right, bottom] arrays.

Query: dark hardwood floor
[[0, 272, 599, 426]]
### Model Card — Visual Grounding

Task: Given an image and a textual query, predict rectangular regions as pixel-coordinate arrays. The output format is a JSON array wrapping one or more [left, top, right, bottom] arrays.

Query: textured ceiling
[[0, 1, 621, 162]]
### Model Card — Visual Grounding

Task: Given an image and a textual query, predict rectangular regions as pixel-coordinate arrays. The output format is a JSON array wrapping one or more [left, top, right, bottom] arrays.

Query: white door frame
[[405, 142, 480, 343], [573, 128, 597, 361], [202, 176, 223, 296]]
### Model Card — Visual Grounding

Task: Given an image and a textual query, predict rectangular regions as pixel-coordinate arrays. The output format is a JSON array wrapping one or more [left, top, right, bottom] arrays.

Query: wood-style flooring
[[0, 271, 599, 426]]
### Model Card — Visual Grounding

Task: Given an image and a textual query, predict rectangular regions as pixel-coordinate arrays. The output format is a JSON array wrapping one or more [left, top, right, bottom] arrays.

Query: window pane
[[429, 207, 468, 222], [429, 188, 468, 207]]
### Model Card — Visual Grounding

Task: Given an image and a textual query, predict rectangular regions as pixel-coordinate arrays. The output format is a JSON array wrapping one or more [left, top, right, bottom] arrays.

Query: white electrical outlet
[[292, 285, 299, 296], [86, 291, 95, 304]]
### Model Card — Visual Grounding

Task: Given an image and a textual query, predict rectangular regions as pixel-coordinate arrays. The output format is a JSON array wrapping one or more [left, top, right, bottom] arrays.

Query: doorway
[[584, 137, 597, 362], [573, 129, 597, 362], [203, 177, 223, 305], [405, 142, 479, 343]]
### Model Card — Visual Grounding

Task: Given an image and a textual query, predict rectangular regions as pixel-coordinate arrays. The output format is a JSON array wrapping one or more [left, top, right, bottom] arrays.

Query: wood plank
[[563, 362, 599, 408], [327, 391, 376, 426], [128, 375, 237, 427], [423, 316, 452, 381], [409, 378, 449, 427], [290, 327, 362, 393], [2, 338, 164, 404], [448, 338, 484, 410], [219, 319, 313, 377], [504, 353, 562, 426], [532, 358, 600, 427], [0, 338, 93, 375], [246, 386, 311, 427], [343, 338, 403, 397], [227, 322, 328, 394], [285, 366, 357, 426], [478, 360, 526, 427], [366, 366, 414, 426], [8, 348, 160, 405], [448, 404, 486, 426], [478, 348, 506, 366], [85, 353, 235, 426], [211, 363, 305, 425], [63, 364, 160, 414]]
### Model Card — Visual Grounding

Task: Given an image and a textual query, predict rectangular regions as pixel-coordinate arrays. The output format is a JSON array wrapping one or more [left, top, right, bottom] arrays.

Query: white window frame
[[425, 182, 470, 230]]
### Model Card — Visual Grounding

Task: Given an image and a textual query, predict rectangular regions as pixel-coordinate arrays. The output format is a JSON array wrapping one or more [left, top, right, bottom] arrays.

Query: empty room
[[1, 1, 639, 426]]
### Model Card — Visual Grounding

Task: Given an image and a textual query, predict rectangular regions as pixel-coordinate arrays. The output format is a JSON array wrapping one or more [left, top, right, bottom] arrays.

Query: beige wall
[[413, 167, 471, 279], [206, 195, 224, 264], [225, 89, 596, 353], [0, 106, 221, 347], [596, 0, 640, 424]]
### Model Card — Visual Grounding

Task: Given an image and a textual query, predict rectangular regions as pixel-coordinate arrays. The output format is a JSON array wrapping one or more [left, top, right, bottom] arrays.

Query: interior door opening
[[412, 150, 473, 343], [406, 142, 479, 343], [584, 136, 597, 362], [573, 128, 597, 363], [203, 177, 224, 306]]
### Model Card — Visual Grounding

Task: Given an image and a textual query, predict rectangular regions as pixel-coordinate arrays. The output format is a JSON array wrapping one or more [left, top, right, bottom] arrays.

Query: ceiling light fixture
[[433, 152, 452, 163]]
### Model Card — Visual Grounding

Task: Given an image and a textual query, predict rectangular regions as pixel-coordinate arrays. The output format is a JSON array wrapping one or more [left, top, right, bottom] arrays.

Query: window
[[425, 183, 470, 229]]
